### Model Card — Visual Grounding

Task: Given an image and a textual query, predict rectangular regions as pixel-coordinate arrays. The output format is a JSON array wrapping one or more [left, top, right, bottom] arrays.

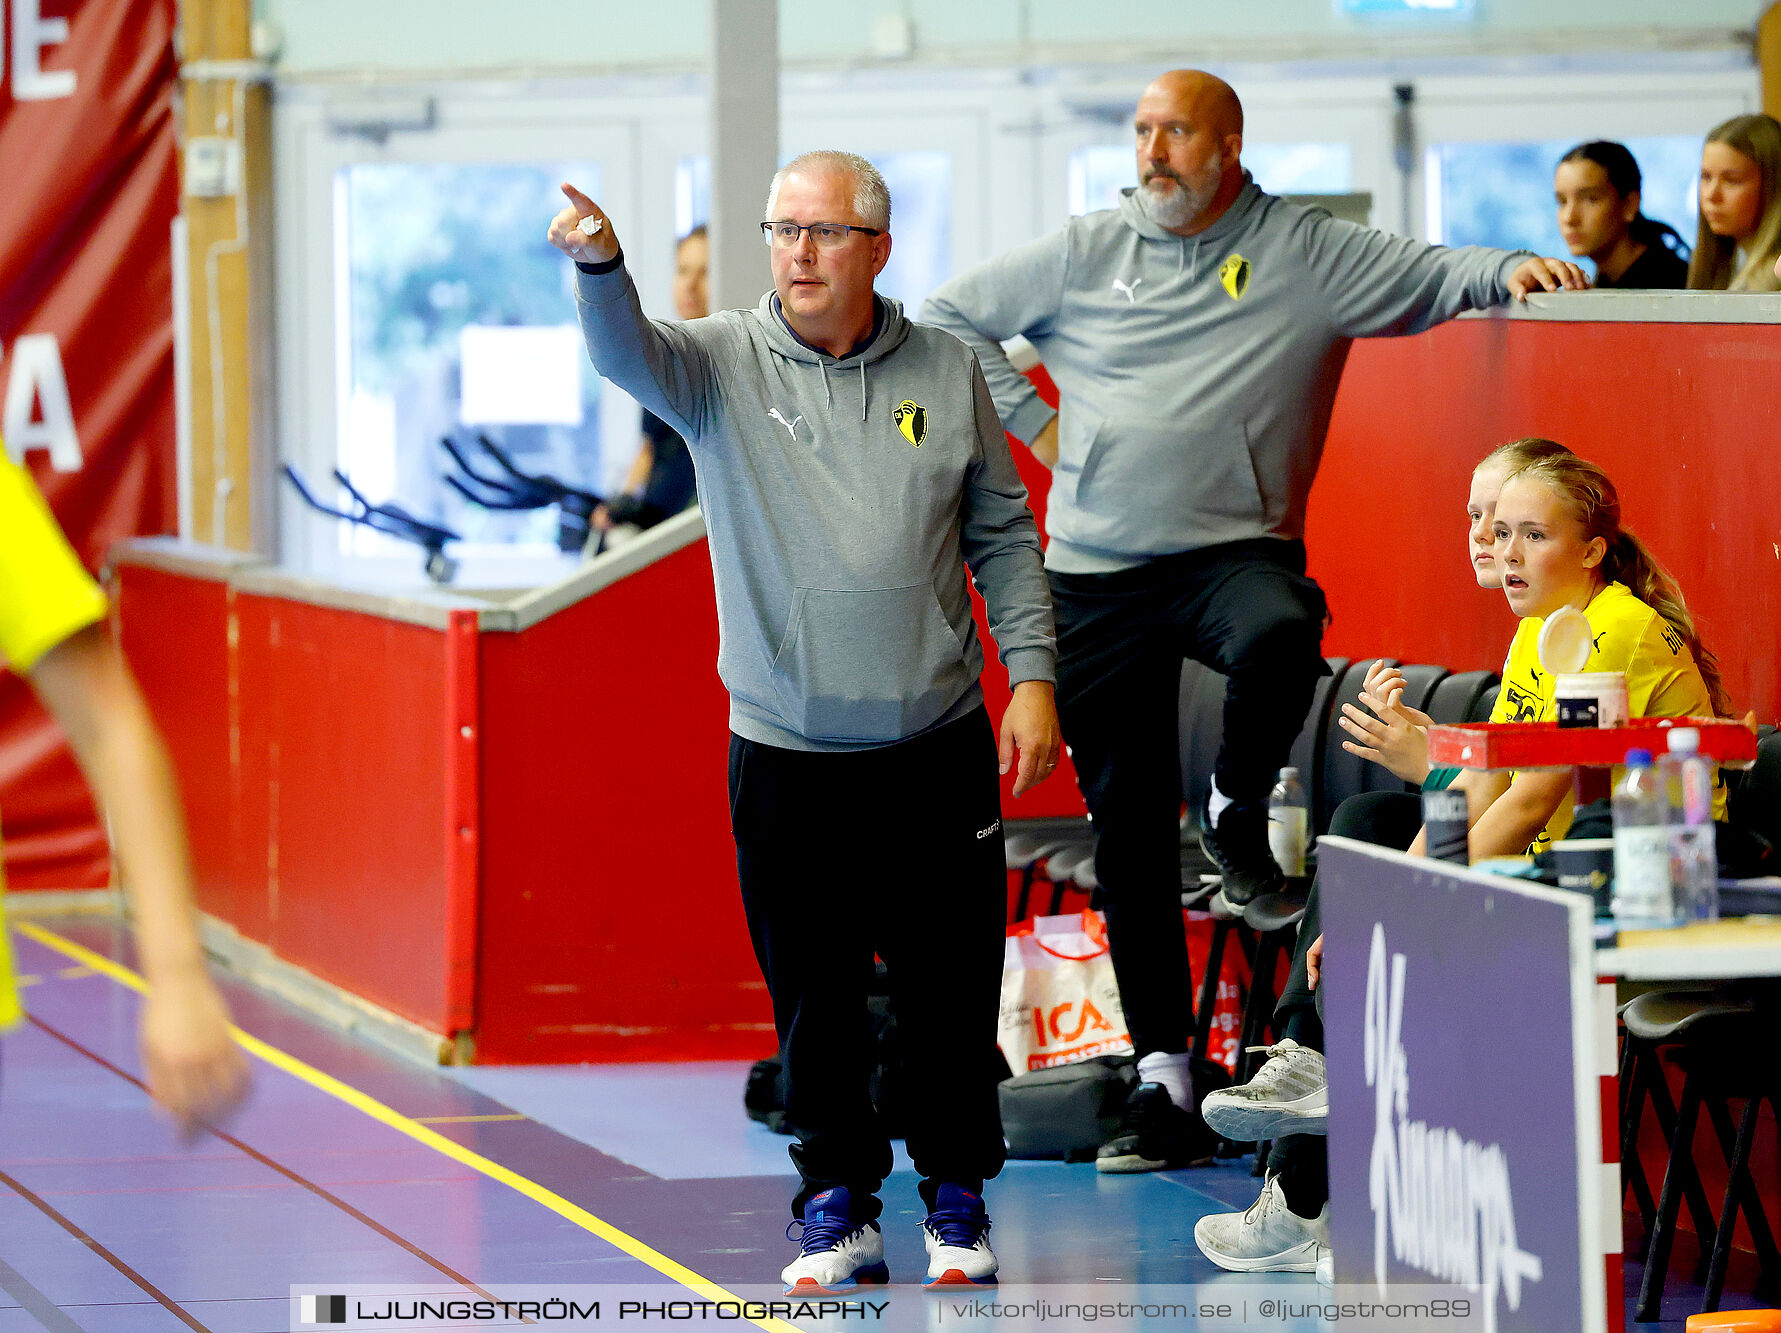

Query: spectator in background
[[594, 226, 707, 542], [1554, 141, 1688, 289], [1688, 113, 1781, 292]]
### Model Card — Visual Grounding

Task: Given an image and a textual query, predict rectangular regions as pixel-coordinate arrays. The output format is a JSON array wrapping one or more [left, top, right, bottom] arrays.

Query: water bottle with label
[[1267, 767, 1309, 878], [1612, 748, 1679, 928], [1659, 727, 1718, 921]]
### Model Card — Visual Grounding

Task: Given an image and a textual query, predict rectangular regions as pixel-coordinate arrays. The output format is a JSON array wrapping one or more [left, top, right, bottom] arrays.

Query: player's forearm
[[86, 708, 207, 977], [30, 629, 208, 979], [1465, 769, 1570, 859]]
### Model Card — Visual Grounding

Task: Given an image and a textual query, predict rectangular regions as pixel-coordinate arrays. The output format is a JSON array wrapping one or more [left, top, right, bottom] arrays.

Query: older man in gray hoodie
[[922, 70, 1585, 1203], [550, 151, 1059, 1294]]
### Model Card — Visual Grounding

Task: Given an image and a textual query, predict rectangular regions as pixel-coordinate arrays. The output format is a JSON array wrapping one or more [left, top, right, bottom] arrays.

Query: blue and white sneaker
[[921, 1183, 998, 1287], [781, 1188, 888, 1296]]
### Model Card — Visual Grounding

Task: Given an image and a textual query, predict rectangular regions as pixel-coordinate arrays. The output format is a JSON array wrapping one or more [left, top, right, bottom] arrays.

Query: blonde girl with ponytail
[[1470, 451, 1728, 858]]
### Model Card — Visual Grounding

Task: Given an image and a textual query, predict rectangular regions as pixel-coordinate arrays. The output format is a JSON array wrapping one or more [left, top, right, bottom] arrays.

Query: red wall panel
[[474, 540, 772, 1063], [233, 594, 455, 1030], [113, 565, 238, 926], [1307, 320, 1781, 722]]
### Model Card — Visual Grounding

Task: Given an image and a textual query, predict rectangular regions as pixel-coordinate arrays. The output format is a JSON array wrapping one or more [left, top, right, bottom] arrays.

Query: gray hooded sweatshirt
[[922, 180, 1535, 573], [575, 261, 1055, 753]]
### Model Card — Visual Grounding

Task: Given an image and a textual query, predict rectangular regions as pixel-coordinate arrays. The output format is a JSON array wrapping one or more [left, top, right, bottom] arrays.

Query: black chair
[[1318, 657, 1398, 825], [1725, 726, 1781, 872], [1425, 668, 1501, 728], [1623, 991, 1781, 1320], [1231, 889, 1310, 1083], [1286, 656, 1352, 836]]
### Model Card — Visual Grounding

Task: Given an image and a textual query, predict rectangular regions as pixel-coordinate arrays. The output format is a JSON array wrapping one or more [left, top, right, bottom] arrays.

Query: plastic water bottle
[[1660, 728, 1718, 922], [1612, 748, 1678, 928], [1268, 767, 1309, 877]]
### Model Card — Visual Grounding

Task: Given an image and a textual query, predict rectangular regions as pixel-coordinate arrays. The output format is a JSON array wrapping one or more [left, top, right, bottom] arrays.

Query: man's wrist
[[576, 247, 625, 276]]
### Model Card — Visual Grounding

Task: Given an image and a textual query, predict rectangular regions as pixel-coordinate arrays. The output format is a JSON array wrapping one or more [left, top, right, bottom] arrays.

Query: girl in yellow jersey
[[0, 447, 247, 1133], [1471, 450, 1728, 858]]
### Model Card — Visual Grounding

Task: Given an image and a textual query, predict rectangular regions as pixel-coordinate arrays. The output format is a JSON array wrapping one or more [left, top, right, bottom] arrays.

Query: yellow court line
[[13, 921, 803, 1333]]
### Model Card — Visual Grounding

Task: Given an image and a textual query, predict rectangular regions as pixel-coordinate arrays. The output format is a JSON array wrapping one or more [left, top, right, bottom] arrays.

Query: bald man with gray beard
[[924, 71, 1585, 1244]]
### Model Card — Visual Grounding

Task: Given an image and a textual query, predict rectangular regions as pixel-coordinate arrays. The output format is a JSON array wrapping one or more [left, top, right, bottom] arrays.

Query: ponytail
[[1600, 529, 1729, 717], [1628, 214, 1689, 260]]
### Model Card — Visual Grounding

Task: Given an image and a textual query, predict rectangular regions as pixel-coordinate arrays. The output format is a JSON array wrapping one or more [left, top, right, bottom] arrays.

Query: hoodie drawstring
[[819, 361, 832, 411], [859, 362, 867, 422]]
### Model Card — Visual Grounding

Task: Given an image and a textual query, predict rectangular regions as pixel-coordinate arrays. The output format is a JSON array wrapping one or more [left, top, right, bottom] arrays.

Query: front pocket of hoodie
[[770, 584, 972, 743], [1071, 414, 1266, 547]]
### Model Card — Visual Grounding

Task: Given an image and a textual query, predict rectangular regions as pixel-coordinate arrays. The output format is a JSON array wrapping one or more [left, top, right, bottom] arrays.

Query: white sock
[[1136, 1051, 1193, 1108], [1207, 778, 1234, 829]]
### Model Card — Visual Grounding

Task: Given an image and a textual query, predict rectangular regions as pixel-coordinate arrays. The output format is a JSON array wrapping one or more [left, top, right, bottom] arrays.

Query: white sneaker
[[922, 1183, 998, 1287], [1200, 1039, 1328, 1142], [1316, 1250, 1334, 1285], [1194, 1173, 1330, 1274], [781, 1188, 889, 1295]]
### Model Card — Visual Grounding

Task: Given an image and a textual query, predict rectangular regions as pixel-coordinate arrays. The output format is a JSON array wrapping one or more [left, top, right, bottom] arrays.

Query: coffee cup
[[1553, 837, 1616, 914], [1555, 672, 1628, 729]]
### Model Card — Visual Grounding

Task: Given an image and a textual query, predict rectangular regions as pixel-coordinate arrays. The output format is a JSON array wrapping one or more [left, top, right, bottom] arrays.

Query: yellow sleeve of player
[[1491, 619, 1549, 724], [0, 448, 109, 673], [1624, 613, 1711, 722]]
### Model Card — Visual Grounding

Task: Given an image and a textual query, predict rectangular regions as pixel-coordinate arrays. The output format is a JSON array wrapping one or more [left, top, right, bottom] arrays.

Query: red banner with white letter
[[1, 0, 179, 890]]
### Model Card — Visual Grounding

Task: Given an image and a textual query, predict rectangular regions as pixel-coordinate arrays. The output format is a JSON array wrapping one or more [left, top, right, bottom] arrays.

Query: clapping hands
[[1336, 659, 1435, 785]]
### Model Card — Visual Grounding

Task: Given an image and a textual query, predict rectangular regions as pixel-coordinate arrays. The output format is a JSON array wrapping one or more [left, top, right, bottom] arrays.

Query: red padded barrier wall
[[474, 540, 773, 1063], [113, 566, 239, 928], [1306, 319, 1781, 722], [232, 593, 457, 1030]]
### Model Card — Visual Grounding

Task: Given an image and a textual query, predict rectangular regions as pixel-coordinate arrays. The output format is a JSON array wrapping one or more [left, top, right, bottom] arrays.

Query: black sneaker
[[1199, 803, 1285, 908], [1094, 1082, 1219, 1174]]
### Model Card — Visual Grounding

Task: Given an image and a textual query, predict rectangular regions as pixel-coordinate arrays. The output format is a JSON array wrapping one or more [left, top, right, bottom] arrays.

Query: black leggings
[[1268, 789, 1422, 1216]]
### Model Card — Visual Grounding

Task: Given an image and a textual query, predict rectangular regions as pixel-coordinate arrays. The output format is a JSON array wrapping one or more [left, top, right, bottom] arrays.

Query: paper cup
[[1555, 671, 1628, 729], [1553, 837, 1616, 913]]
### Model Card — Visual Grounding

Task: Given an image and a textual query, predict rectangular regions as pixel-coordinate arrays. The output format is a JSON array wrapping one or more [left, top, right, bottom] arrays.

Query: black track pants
[[1050, 540, 1328, 1057], [729, 706, 1010, 1221]]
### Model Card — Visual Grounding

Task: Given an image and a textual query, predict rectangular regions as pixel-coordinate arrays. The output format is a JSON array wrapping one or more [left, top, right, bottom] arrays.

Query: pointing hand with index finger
[[548, 182, 619, 264]]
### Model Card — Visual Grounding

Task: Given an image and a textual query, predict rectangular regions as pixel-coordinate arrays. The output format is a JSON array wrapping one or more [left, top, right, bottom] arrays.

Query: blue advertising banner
[[1318, 838, 1605, 1333]]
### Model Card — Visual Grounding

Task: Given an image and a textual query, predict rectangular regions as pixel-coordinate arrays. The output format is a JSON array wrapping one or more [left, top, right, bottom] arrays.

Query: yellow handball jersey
[[0, 446, 111, 1030], [1490, 580, 1722, 855]]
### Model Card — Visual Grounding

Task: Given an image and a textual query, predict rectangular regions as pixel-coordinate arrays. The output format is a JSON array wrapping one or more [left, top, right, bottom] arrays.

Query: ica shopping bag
[[997, 910, 1133, 1073]]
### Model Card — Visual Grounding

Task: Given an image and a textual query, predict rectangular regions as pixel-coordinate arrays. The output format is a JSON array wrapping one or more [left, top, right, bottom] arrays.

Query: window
[[1427, 135, 1700, 258], [676, 154, 709, 236], [334, 161, 609, 571]]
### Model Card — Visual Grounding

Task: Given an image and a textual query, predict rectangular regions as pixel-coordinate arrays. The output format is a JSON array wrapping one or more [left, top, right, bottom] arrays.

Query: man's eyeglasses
[[760, 221, 882, 250]]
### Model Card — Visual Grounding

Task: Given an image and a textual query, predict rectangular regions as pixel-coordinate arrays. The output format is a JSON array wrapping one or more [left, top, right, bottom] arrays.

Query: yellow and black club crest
[[893, 399, 929, 447], [1219, 253, 1251, 301]]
